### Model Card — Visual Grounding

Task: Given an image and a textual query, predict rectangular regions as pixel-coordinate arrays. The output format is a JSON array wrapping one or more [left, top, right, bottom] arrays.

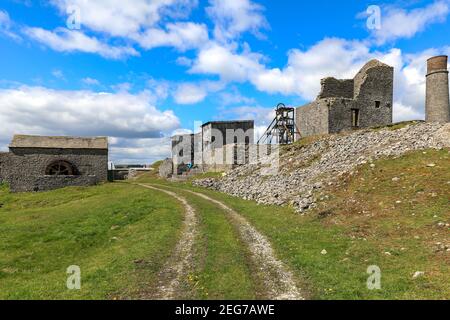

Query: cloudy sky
[[0, 0, 449, 163]]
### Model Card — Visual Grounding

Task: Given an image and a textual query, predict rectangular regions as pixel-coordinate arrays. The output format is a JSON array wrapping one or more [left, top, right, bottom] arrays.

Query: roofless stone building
[[296, 59, 394, 138], [0, 135, 108, 192]]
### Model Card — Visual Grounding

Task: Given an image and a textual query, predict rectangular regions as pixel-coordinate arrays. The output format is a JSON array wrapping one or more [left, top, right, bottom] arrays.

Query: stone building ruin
[[0, 135, 108, 192], [170, 121, 254, 176], [165, 56, 449, 178], [296, 59, 394, 137]]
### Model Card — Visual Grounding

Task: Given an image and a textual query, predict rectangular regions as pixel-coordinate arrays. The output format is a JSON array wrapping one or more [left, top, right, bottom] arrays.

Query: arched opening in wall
[[45, 160, 79, 176]]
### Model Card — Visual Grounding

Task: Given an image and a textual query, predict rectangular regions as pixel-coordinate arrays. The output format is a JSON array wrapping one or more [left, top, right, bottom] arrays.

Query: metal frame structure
[[258, 103, 300, 145]]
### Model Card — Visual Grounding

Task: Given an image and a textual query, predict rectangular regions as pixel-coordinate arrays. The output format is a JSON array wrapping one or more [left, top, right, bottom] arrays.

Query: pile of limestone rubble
[[193, 122, 450, 214]]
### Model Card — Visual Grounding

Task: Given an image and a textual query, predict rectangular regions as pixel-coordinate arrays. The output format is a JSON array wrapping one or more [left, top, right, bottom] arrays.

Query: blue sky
[[0, 0, 449, 163]]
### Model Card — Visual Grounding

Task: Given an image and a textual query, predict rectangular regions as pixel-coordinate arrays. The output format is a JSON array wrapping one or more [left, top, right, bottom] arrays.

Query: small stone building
[[171, 120, 255, 175], [296, 59, 394, 138], [201, 121, 254, 172], [0, 135, 108, 192]]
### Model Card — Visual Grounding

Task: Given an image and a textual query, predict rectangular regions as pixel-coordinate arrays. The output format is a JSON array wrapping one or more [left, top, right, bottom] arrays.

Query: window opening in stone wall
[[375, 101, 381, 108]]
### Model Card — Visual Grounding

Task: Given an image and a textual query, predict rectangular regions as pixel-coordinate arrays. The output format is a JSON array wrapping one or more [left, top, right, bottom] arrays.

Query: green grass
[[143, 149, 449, 300], [2, 148, 448, 300], [165, 187, 257, 300], [0, 183, 184, 300]]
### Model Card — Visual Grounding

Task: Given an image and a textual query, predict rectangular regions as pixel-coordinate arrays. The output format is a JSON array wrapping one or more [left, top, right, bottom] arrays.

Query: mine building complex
[[1, 56, 449, 188], [163, 56, 449, 179]]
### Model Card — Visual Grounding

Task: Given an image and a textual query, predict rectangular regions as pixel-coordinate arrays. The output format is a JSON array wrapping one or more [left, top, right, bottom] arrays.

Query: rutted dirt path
[[152, 184, 304, 300], [138, 184, 198, 300]]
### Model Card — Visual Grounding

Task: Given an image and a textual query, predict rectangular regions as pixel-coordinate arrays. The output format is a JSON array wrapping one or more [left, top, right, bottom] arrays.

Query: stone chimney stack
[[426, 55, 450, 123]]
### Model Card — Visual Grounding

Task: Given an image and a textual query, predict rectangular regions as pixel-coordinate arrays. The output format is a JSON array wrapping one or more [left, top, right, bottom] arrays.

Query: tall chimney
[[426, 55, 450, 123]]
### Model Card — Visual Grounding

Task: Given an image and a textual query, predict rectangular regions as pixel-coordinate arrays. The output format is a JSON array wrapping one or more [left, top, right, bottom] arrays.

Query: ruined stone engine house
[[0, 135, 108, 192], [296, 59, 394, 137]]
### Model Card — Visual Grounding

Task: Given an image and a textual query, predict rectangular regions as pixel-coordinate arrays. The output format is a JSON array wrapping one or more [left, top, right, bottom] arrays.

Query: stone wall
[[0, 152, 9, 184], [353, 61, 393, 128], [172, 134, 197, 175], [202, 121, 254, 151], [328, 98, 358, 134], [318, 78, 354, 99], [202, 144, 252, 173], [2, 147, 108, 192], [296, 101, 329, 138]]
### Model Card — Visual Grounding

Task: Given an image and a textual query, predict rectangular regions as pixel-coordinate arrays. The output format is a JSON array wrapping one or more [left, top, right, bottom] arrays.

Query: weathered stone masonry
[[0, 135, 108, 192], [296, 59, 394, 138], [169, 121, 254, 176]]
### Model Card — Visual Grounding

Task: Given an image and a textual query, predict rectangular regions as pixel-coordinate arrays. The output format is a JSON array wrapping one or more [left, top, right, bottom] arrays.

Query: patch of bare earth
[[177, 188, 304, 300], [138, 184, 198, 300]]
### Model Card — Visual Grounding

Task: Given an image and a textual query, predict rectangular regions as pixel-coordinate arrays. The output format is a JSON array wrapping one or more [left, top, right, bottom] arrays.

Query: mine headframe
[[258, 103, 299, 145]]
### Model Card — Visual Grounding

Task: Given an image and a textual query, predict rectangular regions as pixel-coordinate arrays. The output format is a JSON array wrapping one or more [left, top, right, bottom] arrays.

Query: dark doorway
[[351, 109, 360, 127]]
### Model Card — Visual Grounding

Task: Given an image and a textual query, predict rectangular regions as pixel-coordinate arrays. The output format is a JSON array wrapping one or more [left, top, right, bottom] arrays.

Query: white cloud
[[173, 83, 208, 104], [176, 56, 193, 67], [42, 0, 204, 55], [393, 102, 424, 122], [190, 43, 264, 81], [82, 77, 100, 86], [131, 22, 208, 51], [219, 87, 256, 106], [109, 137, 172, 164], [221, 105, 274, 124], [206, 0, 268, 42], [0, 10, 21, 41], [0, 86, 180, 144], [50, 0, 198, 37], [252, 38, 373, 100], [24, 27, 139, 59], [52, 69, 65, 79], [369, 1, 450, 45], [173, 80, 225, 104]]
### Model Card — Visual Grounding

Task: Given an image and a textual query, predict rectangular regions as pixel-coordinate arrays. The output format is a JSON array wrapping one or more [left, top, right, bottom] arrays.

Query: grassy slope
[[0, 183, 183, 300], [139, 149, 449, 300]]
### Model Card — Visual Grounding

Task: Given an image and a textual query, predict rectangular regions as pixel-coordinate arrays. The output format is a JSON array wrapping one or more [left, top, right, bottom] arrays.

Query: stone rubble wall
[[1, 148, 108, 192], [318, 78, 354, 99]]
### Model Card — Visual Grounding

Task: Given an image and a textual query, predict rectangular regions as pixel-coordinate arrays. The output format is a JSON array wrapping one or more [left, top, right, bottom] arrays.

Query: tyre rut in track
[[138, 184, 198, 300], [151, 184, 304, 300]]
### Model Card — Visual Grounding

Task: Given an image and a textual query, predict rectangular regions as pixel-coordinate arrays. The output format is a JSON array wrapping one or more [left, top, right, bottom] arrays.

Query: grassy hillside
[[1, 148, 448, 300], [142, 148, 449, 299], [0, 183, 184, 299]]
